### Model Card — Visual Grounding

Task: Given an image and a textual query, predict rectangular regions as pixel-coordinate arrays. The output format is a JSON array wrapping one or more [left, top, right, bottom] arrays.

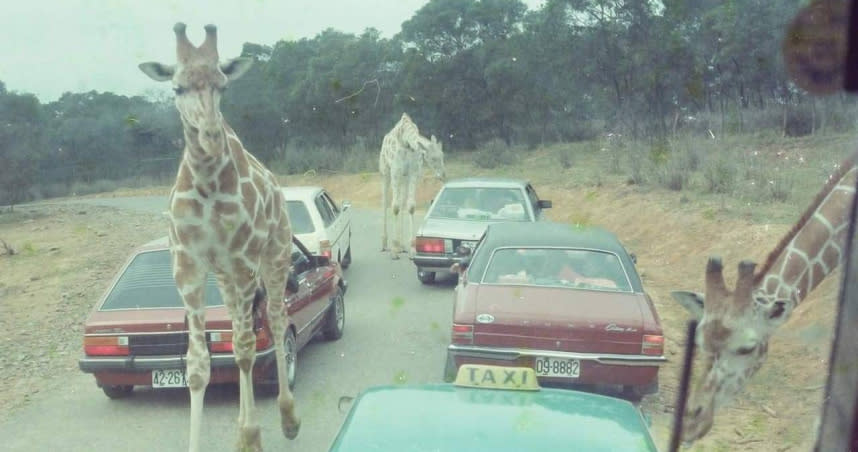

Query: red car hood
[[471, 285, 647, 353], [84, 305, 232, 334]]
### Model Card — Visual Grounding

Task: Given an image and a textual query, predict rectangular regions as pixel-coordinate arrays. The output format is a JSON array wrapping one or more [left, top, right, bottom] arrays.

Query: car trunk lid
[[471, 285, 645, 354]]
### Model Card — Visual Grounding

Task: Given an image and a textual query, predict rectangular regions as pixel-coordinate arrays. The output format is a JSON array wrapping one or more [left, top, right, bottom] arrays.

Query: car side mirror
[[342, 200, 352, 210], [537, 200, 552, 209]]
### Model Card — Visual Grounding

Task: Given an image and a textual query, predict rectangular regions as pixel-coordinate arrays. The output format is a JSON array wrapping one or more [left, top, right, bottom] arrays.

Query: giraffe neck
[[179, 118, 231, 186], [757, 165, 858, 304]]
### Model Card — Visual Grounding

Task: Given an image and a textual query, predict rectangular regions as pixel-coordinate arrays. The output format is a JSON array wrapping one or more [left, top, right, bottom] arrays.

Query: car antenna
[[668, 319, 697, 452]]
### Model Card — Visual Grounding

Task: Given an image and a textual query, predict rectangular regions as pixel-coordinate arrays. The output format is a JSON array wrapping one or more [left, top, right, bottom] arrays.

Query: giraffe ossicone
[[671, 151, 858, 445], [379, 113, 446, 259], [139, 23, 300, 452]]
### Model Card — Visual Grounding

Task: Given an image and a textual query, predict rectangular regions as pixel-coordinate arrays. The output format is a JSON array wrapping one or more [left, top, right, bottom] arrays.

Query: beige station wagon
[[410, 177, 551, 284]]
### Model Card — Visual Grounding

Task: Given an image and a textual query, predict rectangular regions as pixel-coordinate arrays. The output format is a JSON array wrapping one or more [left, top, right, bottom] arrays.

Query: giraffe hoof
[[282, 418, 301, 440], [238, 425, 262, 452]]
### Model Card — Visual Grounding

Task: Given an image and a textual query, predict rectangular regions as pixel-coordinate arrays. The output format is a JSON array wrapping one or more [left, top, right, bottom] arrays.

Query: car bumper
[[446, 344, 666, 386], [78, 347, 278, 386], [411, 254, 459, 272]]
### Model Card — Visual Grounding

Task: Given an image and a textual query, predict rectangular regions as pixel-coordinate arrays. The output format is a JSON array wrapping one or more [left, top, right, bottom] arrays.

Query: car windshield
[[100, 250, 223, 310], [428, 187, 529, 221], [285, 200, 316, 234], [483, 248, 632, 292]]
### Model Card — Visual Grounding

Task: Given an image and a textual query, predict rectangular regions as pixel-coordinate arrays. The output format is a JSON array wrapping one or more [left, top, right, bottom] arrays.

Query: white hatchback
[[282, 186, 353, 270]]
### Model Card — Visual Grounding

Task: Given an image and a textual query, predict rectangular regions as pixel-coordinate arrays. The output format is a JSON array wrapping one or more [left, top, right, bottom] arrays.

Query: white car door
[[319, 191, 349, 261]]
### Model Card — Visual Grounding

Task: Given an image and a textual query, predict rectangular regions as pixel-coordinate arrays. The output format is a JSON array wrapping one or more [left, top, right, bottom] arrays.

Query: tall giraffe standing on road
[[379, 113, 446, 259], [671, 151, 858, 444], [139, 23, 300, 452]]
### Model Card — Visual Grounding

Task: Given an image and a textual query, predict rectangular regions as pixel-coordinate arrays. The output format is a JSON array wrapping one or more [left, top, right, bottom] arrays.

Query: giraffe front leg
[[381, 174, 389, 252], [406, 180, 418, 259], [390, 181, 404, 259], [262, 240, 301, 440], [218, 273, 262, 452], [172, 252, 209, 452]]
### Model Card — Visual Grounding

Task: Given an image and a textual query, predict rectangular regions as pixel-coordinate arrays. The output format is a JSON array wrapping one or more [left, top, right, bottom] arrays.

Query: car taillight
[[642, 335, 664, 356], [320, 240, 332, 258], [210, 331, 233, 353], [84, 335, 129, 356], [255, 328, 272, 351], [416, 237, 446, 254], [452, 323, 474, 345]]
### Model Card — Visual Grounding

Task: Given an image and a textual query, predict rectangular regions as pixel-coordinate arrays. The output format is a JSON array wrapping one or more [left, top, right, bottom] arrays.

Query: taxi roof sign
[[453, 364, 541, 391]]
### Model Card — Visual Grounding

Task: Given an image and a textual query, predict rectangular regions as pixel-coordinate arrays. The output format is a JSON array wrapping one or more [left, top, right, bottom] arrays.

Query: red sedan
[[444, 221, 666, 399], [78, 235, 346, 399]]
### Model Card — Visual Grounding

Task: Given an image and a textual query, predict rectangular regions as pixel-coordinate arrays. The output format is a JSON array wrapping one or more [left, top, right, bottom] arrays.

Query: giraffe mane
[[754, 150, 858, 285]]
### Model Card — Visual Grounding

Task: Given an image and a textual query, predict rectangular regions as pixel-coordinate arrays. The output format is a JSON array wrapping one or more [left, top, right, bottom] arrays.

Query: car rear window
[[428, 187, 529, 221], [286, 200, 316, 234], [100, 250, 224, 310], [482, 247, 632, 292]]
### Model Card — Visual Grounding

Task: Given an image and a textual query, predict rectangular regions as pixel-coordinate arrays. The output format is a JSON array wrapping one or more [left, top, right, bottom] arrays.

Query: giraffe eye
[[173, 86, 186, 95], [736, 345, 756, 355]]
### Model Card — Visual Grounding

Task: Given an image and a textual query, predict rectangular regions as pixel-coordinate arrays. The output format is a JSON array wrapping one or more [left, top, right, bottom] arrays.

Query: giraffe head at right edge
[[670, 256, 791, 445]]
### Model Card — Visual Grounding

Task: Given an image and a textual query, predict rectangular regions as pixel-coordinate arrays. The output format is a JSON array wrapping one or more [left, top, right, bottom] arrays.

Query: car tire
[[341, 245, 352, 270], [258, 328, 298, 395], [322, 286, 345, 341], [102, 384, 133, 399], [417, 269, 436, 284], [443, 355, 457, 383], [623, 376, 659, 401]]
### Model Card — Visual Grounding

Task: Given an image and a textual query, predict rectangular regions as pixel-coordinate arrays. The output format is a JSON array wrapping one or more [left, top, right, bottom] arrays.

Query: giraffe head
[[420, 134, 446, 181], [138, 23, 253, 154], [671, 257, 790, 444]]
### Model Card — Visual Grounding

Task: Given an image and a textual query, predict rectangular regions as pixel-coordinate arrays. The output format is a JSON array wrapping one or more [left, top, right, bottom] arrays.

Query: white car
[[282, 186, 353, 270]]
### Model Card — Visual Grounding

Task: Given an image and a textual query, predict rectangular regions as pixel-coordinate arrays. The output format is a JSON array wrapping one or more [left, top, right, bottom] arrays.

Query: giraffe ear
[[220, 57, 254, 81], [671, 291, 705, 320], [139, 62, 175, 82]]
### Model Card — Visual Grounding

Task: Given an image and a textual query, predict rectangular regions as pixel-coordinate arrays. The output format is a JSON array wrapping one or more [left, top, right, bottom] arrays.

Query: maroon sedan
[[78, 235, 346, 399], [444, 221, 666, 399]]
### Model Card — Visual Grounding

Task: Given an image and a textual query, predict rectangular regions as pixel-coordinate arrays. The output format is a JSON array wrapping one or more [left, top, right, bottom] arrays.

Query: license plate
[[534, 357, 580, 378], [152, 369, 188, 388]]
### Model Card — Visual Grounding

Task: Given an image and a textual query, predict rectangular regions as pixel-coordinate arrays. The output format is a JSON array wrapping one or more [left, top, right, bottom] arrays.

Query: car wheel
[[443, 355, 457, 383], [284, 329, 297, 390], [322, 286, 345, 341], [258, 328, 298, 395], [417, 269, 436, 284], [622, 376, 659, 401], [341, 245, 352, 270], [101, 384, 133, 399]]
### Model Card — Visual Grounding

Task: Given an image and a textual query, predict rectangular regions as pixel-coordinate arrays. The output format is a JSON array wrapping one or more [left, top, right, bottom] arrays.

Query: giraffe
[[138, 23, 300, 452], [670, 151, 858, 445], [379, 112, 446, 259]]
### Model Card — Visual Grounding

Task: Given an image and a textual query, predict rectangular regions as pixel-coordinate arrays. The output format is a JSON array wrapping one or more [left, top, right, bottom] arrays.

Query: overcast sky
[[1, 0, 545, 103]]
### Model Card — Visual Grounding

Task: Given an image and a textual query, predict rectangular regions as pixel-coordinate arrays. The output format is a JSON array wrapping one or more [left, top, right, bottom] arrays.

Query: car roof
[[328, 384, 659, 451], [481, 221, 628, 252], [467, 222, 644, 292], [441, 177, 530, 189], [281, 186, 323, 200]]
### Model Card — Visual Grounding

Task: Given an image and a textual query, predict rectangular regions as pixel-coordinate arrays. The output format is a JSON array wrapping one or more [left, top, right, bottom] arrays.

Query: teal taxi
[[328, 364, 660, 451]]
